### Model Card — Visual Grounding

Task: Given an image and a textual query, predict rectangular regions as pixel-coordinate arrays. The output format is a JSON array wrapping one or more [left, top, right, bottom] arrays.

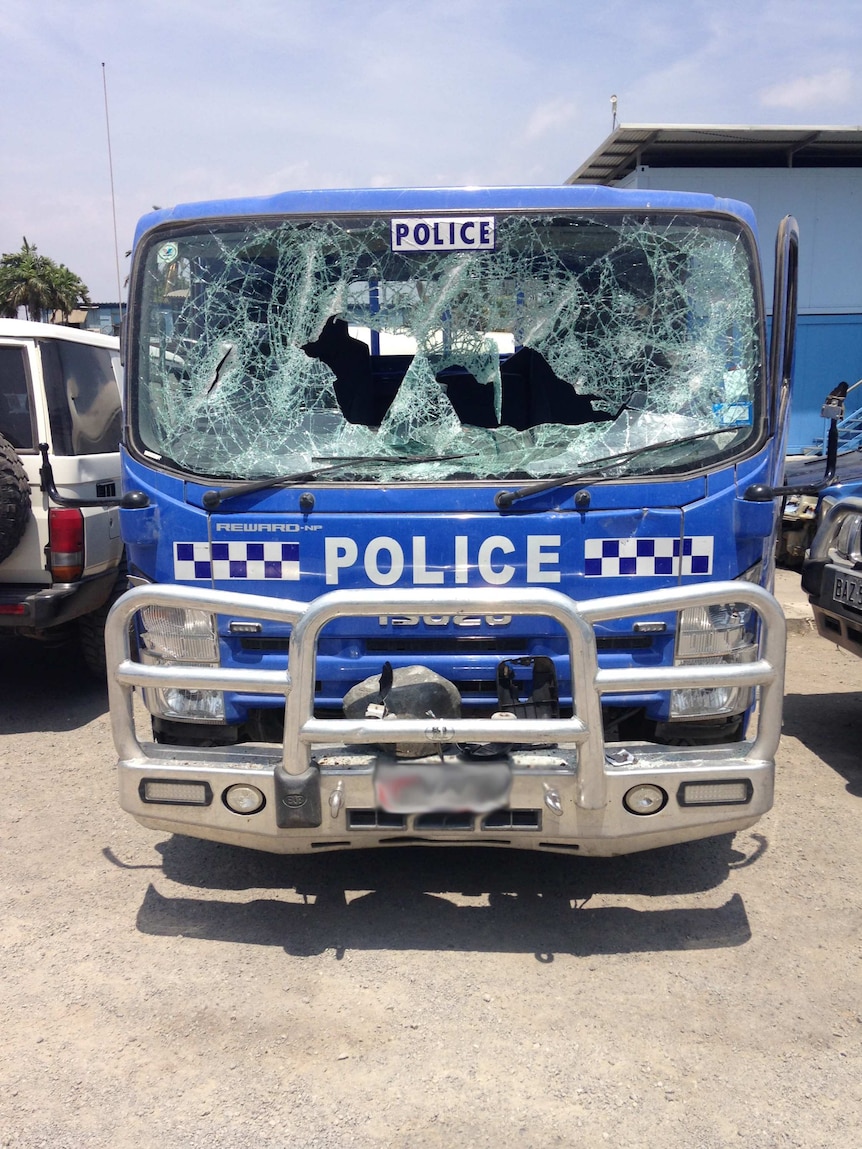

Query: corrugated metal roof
[[566, 124, 862, 185]]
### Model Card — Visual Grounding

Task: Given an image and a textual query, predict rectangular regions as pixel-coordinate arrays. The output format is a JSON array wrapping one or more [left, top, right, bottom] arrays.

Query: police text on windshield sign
[[391, 216, 495, 252]]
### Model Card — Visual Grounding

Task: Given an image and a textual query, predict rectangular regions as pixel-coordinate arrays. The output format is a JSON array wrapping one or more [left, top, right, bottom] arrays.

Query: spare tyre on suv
[[0, 319, 125, 674], [0, 431, 30, 562]]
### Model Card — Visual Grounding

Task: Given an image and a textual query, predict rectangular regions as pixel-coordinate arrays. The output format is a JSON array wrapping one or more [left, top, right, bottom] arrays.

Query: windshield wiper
[[495, 429, 736, 509], [201, 453, 473, 509]]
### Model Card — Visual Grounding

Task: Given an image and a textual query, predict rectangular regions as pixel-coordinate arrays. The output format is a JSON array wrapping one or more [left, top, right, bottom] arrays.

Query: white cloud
[[760, 67, 854, 111], [524, 99, 579, 142]]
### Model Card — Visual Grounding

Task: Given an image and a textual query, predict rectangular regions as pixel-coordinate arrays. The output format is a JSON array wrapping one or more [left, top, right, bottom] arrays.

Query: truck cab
[[108, 186, 797, 855]]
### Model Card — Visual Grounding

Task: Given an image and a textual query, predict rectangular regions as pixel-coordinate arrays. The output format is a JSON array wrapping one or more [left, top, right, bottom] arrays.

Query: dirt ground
[[1, 592, 861, 1149]]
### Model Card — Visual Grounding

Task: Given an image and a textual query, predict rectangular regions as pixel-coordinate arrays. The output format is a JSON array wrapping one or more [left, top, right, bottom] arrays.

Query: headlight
[[833, 510, 862, 563], [675, 602, 753, 658], [144, 686, 226, 722], [670, 574, 758, 720], [139, 605, 220, 662], [670, 647, 757, 718], [139, 606, 225, 722]]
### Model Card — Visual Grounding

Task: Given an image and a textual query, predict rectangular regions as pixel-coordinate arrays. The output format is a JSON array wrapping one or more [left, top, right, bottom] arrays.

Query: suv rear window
[[39, 341, 121, 456], [0, 345, 35, 450]]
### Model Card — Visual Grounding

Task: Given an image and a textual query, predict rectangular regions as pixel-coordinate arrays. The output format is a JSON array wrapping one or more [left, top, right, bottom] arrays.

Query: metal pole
[[102, 63, 124, 316]]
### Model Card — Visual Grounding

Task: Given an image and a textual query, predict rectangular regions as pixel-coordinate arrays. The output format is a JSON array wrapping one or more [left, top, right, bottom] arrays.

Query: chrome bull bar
[[106, 581, 785, 827]]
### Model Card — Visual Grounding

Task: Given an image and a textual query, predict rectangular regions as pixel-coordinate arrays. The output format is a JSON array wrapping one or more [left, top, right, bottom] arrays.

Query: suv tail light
[[48, 507, 84, 581]]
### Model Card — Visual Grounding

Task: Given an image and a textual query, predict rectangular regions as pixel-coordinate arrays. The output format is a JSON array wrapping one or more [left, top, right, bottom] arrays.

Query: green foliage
[[0, 237, 90, 322]]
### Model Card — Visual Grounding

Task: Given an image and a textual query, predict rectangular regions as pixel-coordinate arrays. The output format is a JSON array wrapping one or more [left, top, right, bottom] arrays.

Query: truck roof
[[133, 185, 760, 250]]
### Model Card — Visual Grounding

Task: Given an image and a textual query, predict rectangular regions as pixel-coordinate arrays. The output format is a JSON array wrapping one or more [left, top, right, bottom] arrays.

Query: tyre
[[0, 432, 31, 564], [79, 556, 129, 678]]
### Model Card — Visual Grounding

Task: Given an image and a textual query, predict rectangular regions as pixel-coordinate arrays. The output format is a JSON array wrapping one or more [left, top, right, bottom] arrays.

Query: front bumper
[[118, 741, 772, 856], [804, 561, 862, 656], [107, 582, 785, 857]]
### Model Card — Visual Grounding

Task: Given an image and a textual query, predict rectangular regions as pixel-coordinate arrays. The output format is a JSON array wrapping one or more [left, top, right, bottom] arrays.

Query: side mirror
[[744, 382, 849, 502], [821, 381, 848, 423]]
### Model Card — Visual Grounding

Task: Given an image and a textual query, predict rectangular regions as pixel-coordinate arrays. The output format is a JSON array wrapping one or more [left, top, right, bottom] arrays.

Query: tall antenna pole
[[102, 62, 124, 313]]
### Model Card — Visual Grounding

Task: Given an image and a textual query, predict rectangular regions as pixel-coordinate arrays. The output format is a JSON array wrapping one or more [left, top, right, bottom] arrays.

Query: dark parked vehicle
[[801, 484, 862, 654]]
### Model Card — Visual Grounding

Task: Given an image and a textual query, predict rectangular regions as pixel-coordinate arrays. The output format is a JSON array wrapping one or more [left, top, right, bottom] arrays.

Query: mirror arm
[[745, 384, 846, 502]]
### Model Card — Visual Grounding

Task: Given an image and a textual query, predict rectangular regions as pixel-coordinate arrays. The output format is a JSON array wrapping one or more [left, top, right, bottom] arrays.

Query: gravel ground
[[1, 597, 860, 1149]]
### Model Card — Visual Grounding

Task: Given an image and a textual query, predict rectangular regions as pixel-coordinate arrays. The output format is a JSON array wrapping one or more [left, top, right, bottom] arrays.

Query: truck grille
[[238, 635, 653, 653], [366, 637, 530, 654], [345, 808, 541, 832], [346, 809, 407, 830]]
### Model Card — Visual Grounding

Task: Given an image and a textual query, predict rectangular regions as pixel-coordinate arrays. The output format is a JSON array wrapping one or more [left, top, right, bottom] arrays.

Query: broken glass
[[134, 211, 761, 482]]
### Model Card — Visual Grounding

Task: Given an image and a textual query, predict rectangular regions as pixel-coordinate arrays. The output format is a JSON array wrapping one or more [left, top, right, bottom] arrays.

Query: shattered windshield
[[132, 211, 762, 482]]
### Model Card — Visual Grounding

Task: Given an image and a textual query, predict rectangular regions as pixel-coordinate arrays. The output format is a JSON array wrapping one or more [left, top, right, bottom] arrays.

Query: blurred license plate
[[374, 760, 512, 814], [832, 571, 862, 609]]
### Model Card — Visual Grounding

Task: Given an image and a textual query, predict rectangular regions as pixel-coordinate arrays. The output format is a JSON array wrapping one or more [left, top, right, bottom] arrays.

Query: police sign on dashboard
[[391, 216, 496, 252]]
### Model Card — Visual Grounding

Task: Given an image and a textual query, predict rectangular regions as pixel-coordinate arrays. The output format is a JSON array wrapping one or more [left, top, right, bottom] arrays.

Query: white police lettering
[[412, 536, 444, 584], [324, 535, 561, 586], [364, 537, 404, 586], [477, 536, 515, 585], [390, 216, 496, 253], [527, 535, 561, 583]]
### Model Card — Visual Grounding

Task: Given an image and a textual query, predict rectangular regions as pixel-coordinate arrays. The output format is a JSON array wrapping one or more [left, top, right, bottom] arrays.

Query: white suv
[[0, 319, 124, 673]]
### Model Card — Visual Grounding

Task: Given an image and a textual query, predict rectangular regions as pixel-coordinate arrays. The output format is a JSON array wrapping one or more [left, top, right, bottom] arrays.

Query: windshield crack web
[[140, 213, 759, 481]]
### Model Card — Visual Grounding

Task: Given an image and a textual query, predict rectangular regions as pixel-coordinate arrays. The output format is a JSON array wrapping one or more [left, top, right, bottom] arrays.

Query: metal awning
[[566, 124, 862, 185]]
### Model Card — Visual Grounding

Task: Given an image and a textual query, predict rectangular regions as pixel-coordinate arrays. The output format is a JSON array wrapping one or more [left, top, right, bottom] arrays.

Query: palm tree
[[49, 263, 92, 321], [0, 238, 90, 322]]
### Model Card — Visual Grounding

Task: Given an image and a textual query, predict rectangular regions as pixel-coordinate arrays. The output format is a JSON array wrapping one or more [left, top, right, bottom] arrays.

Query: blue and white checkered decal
[[584, 536, 713, 577], [174, 541, 300, 581]]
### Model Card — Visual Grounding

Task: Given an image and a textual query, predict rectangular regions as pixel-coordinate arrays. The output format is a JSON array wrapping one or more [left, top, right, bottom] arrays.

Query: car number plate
[[831, 570, 862, 609], [374, 759, 512, 814]]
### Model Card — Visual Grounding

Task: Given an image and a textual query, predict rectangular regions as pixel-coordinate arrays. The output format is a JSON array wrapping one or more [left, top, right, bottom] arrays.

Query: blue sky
[[2, 0, 860, 300]]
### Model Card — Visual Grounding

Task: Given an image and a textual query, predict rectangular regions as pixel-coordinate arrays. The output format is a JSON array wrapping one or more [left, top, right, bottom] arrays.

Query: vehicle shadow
[[782, 689, 862, 796], [0, 636, 108, 733], [132, 833, 764, 959]]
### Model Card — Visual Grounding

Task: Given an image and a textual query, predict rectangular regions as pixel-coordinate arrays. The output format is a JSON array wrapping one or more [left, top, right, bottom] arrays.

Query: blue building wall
[[793, 315, 862, 451]]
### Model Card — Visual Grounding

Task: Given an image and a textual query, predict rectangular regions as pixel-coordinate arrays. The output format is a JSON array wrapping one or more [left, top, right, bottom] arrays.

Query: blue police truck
[[107, 186, 797, 855]]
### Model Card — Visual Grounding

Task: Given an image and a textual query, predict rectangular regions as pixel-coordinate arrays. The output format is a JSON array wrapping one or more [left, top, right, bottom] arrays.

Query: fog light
[[623, 784, 667, 816], [223, 784, 265, 815], [140, 779, 212, 805], [678, 780, 753, 806]]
